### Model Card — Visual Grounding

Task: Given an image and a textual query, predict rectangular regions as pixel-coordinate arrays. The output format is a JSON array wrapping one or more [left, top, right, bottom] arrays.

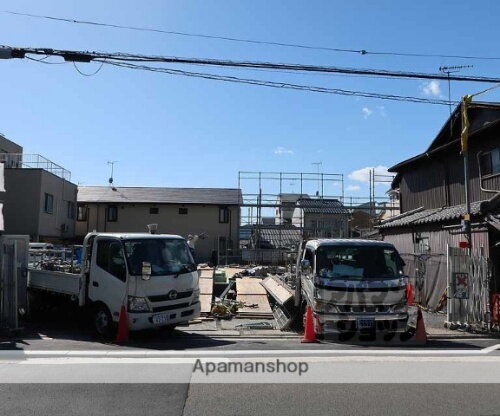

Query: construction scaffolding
[[238, 170, 398, 264]]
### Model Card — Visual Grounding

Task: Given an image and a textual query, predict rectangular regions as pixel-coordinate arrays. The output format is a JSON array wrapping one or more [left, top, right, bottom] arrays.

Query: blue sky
[[2, 1, 500, 199]]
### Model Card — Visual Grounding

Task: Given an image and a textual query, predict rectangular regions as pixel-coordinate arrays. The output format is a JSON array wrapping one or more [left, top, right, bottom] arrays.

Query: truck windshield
[[123, 238, 195, 276], [315, 245, 403, 279]]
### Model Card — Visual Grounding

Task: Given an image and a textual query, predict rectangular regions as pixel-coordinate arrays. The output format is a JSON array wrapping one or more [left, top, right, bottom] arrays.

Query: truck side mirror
[[301, 259, 311, 272], [142, 261, 152, 281]]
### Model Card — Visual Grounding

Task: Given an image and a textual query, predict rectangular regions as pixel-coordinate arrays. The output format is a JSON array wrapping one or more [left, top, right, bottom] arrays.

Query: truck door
[[88, 238, 127, 320]]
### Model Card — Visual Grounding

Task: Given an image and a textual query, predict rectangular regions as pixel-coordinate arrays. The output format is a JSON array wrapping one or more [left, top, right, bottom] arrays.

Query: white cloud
[[346, 184, 361, 192], [421, 80, 442, 97], [362, 107, 373, 119], [348, 165, 390, 184], [274, 146, 294, 155]]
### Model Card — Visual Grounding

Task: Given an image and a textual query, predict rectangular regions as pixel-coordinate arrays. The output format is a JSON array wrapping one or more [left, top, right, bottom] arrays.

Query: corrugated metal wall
[[382, 226, 490, 310]]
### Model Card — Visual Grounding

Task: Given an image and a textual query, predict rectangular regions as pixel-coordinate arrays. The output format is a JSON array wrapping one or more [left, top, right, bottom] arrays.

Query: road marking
[[0, 344, 499, 359]]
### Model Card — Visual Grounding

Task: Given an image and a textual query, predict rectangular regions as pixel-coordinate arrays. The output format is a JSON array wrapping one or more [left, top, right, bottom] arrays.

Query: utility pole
[[461, 95, 473, 251]]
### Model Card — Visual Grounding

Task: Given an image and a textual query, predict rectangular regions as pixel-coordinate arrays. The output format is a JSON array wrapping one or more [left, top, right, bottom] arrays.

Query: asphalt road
[[2, 319, 500, 416], [2, 384, 500, 416]]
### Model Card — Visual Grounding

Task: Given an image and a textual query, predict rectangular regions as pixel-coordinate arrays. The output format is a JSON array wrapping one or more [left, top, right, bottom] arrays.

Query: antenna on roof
[[107, 161, 118, 186]]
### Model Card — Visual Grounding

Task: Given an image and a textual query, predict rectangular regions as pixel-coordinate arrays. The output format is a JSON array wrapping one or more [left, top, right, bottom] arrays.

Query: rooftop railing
[[0, 153, 71, 181]]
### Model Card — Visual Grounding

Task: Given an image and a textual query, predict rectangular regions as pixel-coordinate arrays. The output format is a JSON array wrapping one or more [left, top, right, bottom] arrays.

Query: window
[[315, 245, 403, 279], [479, 148, 500, 176], [107, 206, 118, 222], [44, 193, 54, 214], [219, 206, 229, 223], [96, 240, 126, 281], [123, 238, 195, 276], [179, 207, 188, 215], [77, 205, 88, 222], [149, 207, 159, 215], [67, 201, 75, 219]]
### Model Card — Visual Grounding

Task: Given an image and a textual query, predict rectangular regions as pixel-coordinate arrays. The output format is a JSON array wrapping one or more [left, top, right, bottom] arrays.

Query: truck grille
[[337, 305, 392, 313], [152, 302, 190, 313], [148, 290, 193, 303]]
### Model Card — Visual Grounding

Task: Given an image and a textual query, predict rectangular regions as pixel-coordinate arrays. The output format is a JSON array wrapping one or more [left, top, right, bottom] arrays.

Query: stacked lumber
[[198, 267, 214, 315], [235, 277, 273, 318]]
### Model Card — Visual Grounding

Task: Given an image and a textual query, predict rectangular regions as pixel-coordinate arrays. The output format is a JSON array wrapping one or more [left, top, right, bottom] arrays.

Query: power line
[[7, 45, 500, 84], [99, 60, 455, 105], [3, 9, 500, 61]]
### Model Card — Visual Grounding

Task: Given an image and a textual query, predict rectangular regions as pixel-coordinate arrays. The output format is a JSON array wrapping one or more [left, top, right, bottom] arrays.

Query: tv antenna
[[439, 65, 473, 115], [107, 161, 118, 185]]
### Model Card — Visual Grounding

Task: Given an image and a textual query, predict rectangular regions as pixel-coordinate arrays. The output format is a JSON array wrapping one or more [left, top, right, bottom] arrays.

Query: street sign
[[453, 272, 469, 299]]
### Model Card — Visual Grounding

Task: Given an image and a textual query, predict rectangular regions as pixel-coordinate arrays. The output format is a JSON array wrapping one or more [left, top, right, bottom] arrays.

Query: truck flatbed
[[28, 269, 81, 297]]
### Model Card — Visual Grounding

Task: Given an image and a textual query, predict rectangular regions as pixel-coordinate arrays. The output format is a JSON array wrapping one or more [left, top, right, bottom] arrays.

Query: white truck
[[295, 239, 416, 338], [28, 232, 201, 337]]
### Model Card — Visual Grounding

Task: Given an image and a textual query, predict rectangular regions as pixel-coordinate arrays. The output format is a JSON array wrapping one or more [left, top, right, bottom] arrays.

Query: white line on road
[[0, 344, 498, 359]]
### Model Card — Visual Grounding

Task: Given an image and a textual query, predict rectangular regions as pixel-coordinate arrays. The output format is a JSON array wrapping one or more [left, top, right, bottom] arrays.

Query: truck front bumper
[[314, 311, 413, 334], [127, 302, 201, 331]]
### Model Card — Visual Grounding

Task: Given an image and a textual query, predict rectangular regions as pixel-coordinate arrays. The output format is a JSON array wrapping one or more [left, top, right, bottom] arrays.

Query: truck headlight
[[128, 296, 151, 313], [191, 289, 200, 304], [392, 303, 408, 313], [313, 300, 339, 313]]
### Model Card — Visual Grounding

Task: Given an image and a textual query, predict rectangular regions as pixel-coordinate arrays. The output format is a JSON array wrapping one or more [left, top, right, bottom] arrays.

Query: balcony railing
[[0, 153, 71, 181]]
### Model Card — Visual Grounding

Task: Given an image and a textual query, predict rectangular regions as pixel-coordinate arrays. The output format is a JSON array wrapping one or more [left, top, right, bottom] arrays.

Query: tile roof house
[[378, 102, 500, 311], [76, 186, 242, 262], [292, 198, 350, 238]]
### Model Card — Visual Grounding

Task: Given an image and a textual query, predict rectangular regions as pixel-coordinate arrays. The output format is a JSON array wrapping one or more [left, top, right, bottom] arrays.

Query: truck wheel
[[93, 304, 114, 339]]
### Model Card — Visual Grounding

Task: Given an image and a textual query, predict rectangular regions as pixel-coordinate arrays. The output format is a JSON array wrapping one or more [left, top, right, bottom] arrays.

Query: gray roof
[[296, 198, 349, 215], [78, 186, 242, 205], [257, 226, 302, 248], [278, 193, 310, 203], [378, 201, 484, 229]]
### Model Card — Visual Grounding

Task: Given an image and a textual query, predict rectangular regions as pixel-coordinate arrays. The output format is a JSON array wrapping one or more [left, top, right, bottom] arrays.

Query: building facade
[[0, 136, 77, 241], [379, 102, 500, 311], [292, 198, 350, 238], [76, 186, 242, 262]]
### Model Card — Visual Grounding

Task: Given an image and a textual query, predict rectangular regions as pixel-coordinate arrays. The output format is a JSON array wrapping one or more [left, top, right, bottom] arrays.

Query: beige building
[[76, 186, 242, 262]]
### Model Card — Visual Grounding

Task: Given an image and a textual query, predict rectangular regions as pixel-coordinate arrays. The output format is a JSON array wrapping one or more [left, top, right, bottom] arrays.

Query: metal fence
[[446, 245, 491, 331], [0, 153, 71, 181]]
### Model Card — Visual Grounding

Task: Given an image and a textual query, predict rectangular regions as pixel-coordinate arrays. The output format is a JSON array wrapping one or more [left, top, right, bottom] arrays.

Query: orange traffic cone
[[301, 306, 318, 343], [116, 305, 129, 343], [414, 308, 427, 344]]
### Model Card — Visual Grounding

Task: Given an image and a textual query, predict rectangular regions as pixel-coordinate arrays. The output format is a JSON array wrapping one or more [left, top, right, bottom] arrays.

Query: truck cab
[[298, 239, 414, 336], [81, 233, 201, 336]]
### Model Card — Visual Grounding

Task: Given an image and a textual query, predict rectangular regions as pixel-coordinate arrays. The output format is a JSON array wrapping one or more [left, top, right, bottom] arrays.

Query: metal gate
[[0, 235, 29, 332], [447, 245, 491, 330]]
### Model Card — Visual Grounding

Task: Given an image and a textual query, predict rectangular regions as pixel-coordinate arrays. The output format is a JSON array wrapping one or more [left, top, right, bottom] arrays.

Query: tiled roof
[[257, 226, 302, 248], [78, 186, 243, 205], [296, 198, 349, 215], [378, 201, 484, 229]]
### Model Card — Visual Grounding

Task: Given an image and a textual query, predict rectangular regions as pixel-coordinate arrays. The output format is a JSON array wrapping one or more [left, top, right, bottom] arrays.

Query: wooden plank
[[199, 278, 213, 294], [200, 294, 213, 314], [222, 267, 246, 279], [261, 276, 294, 305], [236, 277, 267, 295], [198, 269, 214, 279], [237, 294, 272, 315]]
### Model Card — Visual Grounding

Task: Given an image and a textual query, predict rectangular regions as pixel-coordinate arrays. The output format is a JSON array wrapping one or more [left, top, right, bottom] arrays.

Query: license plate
[[152, 313, 168, 325], [357, 317, 375, 330]]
